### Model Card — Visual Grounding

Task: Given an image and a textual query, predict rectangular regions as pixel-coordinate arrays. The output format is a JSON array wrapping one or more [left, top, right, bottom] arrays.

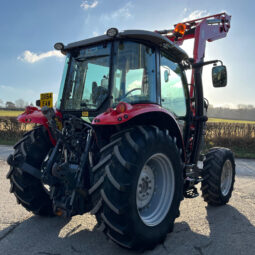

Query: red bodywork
[[92, 102, 179, 126], [18, 106, 62, 145], [93, 102, 186, 160]]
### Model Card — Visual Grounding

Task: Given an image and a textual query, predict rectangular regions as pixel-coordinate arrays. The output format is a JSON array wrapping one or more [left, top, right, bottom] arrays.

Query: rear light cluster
[[116, 102, 127, 114]]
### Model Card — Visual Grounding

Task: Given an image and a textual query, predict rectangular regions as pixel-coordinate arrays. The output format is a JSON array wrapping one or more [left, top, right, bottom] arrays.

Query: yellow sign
[[82, 111, 89, 117], [40, 93, 53, 108]]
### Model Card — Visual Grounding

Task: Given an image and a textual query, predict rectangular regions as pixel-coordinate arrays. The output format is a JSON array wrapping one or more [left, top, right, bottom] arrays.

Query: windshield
[[61, 43, 111, 110], [112, 41, 156, 106], [59, 40, 157, 112]]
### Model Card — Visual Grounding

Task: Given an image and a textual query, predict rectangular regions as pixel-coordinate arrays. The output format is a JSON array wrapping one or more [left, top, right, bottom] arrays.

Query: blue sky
[[0, 0, 254, 108]]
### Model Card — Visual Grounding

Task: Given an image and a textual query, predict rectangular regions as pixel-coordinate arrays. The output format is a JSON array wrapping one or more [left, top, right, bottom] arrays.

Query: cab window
[[112, 41, 156, 106], [160, 54, 187, 117]]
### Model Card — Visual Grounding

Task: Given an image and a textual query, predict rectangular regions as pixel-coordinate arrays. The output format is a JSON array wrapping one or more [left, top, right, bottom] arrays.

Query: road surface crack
[[162, 243, 170, 254], [0, 221, 20, 242], [38, 252, 61, 255], [194, 241, 212, 255], [71, 245, 82, 253]]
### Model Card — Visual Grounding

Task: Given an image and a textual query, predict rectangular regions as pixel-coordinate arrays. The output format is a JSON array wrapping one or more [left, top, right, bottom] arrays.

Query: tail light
[[116, 102, 127, 114]]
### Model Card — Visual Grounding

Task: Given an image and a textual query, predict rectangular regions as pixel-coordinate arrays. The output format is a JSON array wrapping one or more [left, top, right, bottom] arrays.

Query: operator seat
[[91, 81, 108, 105]]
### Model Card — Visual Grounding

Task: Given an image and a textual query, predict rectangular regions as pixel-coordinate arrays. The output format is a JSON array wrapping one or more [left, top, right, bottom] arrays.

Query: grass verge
[[0, 138, 18, 146]]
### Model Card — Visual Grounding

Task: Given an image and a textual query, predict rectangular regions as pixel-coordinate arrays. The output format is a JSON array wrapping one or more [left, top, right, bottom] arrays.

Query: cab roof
[[63, 30, 188, 62]]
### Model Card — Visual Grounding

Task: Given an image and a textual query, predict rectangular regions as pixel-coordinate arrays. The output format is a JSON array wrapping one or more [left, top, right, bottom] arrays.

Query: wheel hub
[[136, 153, 175, 227], [221, 159, 233, 196], [136, 166, 155, 209]]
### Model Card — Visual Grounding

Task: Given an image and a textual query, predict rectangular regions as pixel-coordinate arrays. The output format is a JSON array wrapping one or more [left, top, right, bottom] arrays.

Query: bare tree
[[15, 99, 25, 109], [6, 101, 16, 109], [237, 104, 247, 109], [0, 99, 4, 108]]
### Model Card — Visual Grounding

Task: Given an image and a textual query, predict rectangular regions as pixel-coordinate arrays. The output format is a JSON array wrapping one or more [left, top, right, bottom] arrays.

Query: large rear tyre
[[90, 126, 183, 250], [7, 126, 54, 216], [201, 147, 235, 206]]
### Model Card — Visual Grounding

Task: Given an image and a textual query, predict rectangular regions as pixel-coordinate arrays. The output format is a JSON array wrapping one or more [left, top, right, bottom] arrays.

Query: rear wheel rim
[[136, 153, 175, 226], [221, 159, 233, 196]]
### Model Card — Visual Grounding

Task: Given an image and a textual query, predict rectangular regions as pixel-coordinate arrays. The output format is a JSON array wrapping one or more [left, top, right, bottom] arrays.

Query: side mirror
[[164, 70, 170, 83], [212, 65, 227, 87]]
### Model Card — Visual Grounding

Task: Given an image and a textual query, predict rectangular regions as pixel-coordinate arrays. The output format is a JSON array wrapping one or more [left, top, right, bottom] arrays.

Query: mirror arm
[[192, 59, 222, 68]]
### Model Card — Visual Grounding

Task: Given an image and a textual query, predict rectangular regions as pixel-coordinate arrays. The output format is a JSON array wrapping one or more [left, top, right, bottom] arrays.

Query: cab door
[[160, 52, 190, 138]]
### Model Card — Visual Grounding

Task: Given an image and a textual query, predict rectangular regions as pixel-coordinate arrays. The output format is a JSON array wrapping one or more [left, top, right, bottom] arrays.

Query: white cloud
[[127, 80, 141, 90], [80, 0, 98, 10], [181, 8, 188, 17], [182, 10, 210, 22], [0, 85, 15, 91], [18, 50, 64, 63], [100, 2, 133, 22]]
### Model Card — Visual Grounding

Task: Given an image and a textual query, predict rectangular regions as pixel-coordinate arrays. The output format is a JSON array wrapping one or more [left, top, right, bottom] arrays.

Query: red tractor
[[7, 13, 235, 250]]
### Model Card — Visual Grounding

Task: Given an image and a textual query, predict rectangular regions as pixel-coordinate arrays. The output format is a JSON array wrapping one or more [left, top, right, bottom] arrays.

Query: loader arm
[[156, 12, 231, 163], [157, 12, 231, 97]]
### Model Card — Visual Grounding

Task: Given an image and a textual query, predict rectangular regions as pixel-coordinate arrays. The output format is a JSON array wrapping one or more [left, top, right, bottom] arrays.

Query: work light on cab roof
[[174, 23, 186, 36], [54, 42, 64, 51], [106, 27, 119, 37]]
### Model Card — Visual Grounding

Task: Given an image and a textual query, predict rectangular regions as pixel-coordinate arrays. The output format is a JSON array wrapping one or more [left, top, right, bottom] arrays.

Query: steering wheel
[[122, 88, 142, 98]]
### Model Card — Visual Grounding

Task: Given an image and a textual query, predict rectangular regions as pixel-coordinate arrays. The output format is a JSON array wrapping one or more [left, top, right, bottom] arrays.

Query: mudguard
[[92, 102, 186, 161], [17, 106, 62, 145]]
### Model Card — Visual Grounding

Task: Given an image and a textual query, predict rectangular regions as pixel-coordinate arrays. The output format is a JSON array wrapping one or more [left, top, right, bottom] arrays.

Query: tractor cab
[[55, 29, 189, 121]]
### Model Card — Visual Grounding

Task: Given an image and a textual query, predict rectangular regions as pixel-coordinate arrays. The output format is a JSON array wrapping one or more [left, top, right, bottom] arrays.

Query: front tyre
[[91, 126, 183, 250], [201, 147, 235, 206]]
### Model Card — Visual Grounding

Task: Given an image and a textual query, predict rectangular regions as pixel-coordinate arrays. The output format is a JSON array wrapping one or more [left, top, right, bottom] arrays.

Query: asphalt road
[[0, 145, 255, 255]]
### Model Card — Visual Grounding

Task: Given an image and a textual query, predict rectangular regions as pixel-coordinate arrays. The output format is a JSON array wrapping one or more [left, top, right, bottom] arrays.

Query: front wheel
[[201, 147, 235, 206], [90, 126, 183, 250]]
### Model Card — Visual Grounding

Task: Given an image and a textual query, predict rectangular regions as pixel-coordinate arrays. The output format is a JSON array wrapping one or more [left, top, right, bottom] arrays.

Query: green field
[[208, 118, 255, 124], [0, 110, 24, 117]]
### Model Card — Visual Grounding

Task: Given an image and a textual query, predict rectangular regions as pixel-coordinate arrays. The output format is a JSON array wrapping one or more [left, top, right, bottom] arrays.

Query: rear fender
[[17, 106, 62, 146], [18, 106, 48, 125], [92, 103, 186, 161]]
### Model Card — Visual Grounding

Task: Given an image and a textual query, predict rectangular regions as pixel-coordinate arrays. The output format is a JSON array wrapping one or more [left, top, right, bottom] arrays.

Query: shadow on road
[[163, 204, 255, 255], [1, 205, 255, 255]]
